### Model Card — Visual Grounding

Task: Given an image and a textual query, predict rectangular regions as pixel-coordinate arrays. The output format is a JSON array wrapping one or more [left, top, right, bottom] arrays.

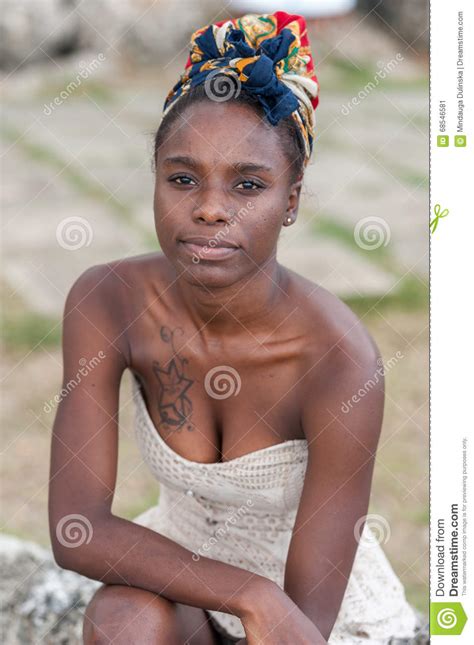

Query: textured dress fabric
[[130, 375, 418, 643]]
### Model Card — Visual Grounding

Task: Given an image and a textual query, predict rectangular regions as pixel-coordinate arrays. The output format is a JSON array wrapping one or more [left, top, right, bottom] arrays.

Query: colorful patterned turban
[[163, 11, 319, 165]]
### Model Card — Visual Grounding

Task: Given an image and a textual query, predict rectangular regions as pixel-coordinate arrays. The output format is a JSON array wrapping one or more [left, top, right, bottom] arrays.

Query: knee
[[83, 585, 179, 644]]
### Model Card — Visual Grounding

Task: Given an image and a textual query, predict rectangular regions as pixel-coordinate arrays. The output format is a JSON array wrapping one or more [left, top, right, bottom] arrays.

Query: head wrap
[[163, 11, 319, 165]]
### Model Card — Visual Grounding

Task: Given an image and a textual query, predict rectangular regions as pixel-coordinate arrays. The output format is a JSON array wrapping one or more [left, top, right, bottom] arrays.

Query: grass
[[382, 161, 428, 189], [37, 77, 116, 105], [344, 275, 428, 317], [322, 56, 429, 92], [1, 311, 62, 351], [307, 211, 428, 316], [312, 214, 393, 268], [0, 281, 61, 351]]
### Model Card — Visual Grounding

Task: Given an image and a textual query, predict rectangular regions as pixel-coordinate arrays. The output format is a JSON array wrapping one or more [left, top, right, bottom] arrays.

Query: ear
[[282, 177, 303, 226]]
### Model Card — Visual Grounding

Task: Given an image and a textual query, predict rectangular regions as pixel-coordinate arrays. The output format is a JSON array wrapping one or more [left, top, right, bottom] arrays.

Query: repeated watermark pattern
[[341, 351, 404, 414], [44, 352, 106, 413], [341, 54, 404, 116], [354, 513, 391, 548], [191, 201, 255, 264], [1, 1, 430, 636], [56, 216, 94, 250], [204, 366, 242, 400], [204, 69, 241, 103], [43, 54, 106, 116], [56, 514, 93, 548], [192, 499, 254, 561], [353, 216, 391, 251]]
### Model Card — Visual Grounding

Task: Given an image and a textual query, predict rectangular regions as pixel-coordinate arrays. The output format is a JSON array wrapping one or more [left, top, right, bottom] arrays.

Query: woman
[[49, 11, 418, 645]]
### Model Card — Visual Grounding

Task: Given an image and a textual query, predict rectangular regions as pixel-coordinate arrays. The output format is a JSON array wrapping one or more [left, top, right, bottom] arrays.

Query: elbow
[[51, 543, 76, 571], [49, 511, 110, 575], [51, 531, 93, 574]]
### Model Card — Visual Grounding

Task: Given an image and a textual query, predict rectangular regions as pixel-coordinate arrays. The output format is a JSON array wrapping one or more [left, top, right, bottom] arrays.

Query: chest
[[129, 324, 307, 463]]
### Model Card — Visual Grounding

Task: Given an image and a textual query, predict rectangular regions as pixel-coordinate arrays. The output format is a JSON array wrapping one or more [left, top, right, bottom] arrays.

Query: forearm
[[284, 585, 337, 642], [53, 512, 273, 618]]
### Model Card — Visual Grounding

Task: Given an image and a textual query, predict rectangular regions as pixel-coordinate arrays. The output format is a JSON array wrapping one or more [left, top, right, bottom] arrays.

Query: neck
[[171, 257, 289, 335]]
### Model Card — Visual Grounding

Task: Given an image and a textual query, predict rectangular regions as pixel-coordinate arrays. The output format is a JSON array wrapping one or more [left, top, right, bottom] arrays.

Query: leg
[[83, 584, 222, 645]]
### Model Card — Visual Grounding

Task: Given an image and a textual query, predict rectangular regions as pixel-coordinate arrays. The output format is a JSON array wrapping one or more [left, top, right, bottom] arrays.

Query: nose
[[191, 189, 232, 225]]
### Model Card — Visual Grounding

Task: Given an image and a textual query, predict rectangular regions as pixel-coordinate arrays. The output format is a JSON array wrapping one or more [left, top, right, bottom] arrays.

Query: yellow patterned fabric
[[163, 11, 320, 165]]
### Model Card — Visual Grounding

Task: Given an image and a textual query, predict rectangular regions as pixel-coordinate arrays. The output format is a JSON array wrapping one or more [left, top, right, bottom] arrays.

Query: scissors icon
[[430, 204, 449, 234]]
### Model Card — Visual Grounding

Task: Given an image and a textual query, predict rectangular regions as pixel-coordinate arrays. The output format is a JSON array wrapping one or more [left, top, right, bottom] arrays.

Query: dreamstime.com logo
[[430, 602, 468, 635], [56, 216, 93, 250], [192, 499, 254, 561], [44, 352, 106, 413], [340, 54, 404, 116], [191, 201, 255, 264], [354, 216, 391, 251], [341, 352, 404, 414], [204, 365, 242, 400], [204, 68, 241, 103], [354, 514, 391, 548], [56, 514, 93, 548], [43, 54, 106, 115]]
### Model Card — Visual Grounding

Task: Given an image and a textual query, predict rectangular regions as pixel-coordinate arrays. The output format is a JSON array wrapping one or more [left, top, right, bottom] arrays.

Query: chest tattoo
[[152, 326, 194, 432]]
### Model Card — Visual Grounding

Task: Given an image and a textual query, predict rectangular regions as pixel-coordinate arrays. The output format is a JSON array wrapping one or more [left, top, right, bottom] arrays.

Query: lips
[[178, 235, 240, 261], [179, 236, 239, 249]]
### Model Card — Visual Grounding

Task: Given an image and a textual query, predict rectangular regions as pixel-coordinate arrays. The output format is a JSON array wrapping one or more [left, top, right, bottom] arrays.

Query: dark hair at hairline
[[153, 83, 306, 184]]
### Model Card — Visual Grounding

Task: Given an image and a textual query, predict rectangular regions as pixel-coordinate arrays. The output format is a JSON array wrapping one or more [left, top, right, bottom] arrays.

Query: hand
[[238, 580, 327, 645]]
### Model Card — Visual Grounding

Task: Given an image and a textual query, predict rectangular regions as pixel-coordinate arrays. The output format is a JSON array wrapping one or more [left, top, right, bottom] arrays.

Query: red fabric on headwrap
[[164, 11, 319, 164]]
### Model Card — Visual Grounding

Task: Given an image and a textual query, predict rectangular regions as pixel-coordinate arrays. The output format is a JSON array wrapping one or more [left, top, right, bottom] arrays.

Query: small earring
[[285, 217, 292, 225]]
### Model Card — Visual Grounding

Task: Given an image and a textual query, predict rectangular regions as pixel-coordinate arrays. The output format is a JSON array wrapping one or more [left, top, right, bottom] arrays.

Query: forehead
[[158, 100, 284, 170]]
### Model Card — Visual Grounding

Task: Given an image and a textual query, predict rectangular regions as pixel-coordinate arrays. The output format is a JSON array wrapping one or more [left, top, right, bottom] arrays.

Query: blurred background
[[1, 0, 428, 639]]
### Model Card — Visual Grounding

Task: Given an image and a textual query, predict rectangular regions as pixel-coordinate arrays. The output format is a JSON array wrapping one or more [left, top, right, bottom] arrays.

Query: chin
[[190, 266, 242, 289], [181, 261, 244, 289]]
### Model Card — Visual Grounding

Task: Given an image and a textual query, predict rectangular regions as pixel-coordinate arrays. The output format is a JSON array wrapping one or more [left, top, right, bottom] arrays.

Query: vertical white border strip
[[431, 0, 473, 639]]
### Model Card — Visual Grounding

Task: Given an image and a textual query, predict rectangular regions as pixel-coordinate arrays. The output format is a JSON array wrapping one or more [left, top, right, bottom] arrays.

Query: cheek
[[241, 215, 281, 262], [153, 199, 179, 254], [244, 195, 285, 246], [153, 185, 186, 237]]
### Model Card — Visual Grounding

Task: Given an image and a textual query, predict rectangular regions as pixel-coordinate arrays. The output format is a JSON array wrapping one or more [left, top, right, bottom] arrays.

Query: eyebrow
[[163, 155, 273, 173]]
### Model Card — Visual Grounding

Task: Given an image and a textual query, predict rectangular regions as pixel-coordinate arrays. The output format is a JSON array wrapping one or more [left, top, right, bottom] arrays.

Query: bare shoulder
[[285, 268, 385, 447], [65, 251, 173, 312], [66, 252, 167, 302], [285, 267, 382, 383], [63, 252, 169, 364]]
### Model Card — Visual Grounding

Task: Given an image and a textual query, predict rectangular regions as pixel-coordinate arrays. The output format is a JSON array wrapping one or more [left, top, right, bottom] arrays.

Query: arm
[[48, 264, 279, 623], [283, 329, 384, 640]]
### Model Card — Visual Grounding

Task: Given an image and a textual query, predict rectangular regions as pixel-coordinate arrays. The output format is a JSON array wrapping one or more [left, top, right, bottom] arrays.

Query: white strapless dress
[[130, 375, 418, 643]]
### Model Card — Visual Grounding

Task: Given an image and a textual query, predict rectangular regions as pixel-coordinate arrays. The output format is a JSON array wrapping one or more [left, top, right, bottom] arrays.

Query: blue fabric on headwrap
[[163, 12, 319, 163]]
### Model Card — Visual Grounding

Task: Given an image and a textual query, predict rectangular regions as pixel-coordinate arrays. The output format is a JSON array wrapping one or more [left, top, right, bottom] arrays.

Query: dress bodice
[[130, 374, 418, 643]]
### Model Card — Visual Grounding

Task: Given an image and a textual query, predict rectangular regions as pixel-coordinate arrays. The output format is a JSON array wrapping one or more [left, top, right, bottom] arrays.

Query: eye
[[169, 175, 197, 186], [235, 179, 264, 191]]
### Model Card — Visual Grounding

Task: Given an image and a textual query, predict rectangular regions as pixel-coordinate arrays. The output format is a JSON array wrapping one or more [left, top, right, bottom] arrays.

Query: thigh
[[83, 584, 222, 645]]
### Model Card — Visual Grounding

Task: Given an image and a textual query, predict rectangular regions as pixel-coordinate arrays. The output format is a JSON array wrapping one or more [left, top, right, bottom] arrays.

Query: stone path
[[1, 20, 428, 320]]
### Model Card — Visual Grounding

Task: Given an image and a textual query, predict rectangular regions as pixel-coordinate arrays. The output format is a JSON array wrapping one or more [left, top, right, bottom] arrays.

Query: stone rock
[[77, 0, 216, 64], [0, 0, 217, 70], [358, 0, 429, 52], [0, 535, 99, 645], [390, 609, 430, 644], [0, 534, 429, 644], [0, 0, 80, 70]]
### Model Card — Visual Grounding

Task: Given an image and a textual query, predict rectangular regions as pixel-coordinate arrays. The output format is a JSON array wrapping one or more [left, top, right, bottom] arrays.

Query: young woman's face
[[153, 100, 302, 288]]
